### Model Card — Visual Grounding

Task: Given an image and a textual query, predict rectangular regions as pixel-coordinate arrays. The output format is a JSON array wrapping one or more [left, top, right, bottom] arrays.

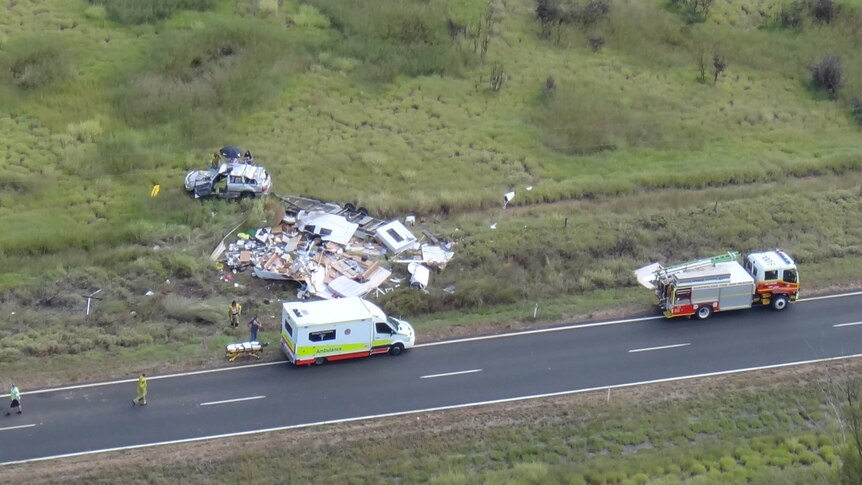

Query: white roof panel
[[283, 297, 377, 326]]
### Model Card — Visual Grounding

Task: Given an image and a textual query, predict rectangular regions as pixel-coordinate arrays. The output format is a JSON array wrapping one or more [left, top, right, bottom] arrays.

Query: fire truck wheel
[[389, 343, 404, 356], [772, 295, 789, 311], [695, 306, 712, 320]]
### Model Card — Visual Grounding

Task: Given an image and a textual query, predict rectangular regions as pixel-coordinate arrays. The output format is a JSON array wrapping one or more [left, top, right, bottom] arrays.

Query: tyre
[[239, 191, 254, 201], [695, 305, 712, 320], [389, 343, 404, 356], [772, 295, 789, 311], [314, 357, 326, 366]]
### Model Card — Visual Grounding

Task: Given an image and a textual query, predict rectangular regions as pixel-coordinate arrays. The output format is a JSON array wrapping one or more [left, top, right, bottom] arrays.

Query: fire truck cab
[[635, 250, 800, 320]]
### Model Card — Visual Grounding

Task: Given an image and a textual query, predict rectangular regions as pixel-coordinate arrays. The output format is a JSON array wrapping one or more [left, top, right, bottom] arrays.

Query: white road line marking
[[2, 361, 288, 397], [421, 369, 482, 379], [415, 316, 664, 348], [0, 423, 37, 432], [800, 290, 862, 302], [628, 343, 690, 353], [5, 352, 862, 467], [833, 321, 862, 328], [200, 396, 266, 407], [5, 289, 862, 398]]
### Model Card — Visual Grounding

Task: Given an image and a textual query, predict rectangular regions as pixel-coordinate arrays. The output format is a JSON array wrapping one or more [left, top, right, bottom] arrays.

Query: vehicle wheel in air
[[344, 202, 356, 212], [772, 295, 789, 311], [314, 357, 326, 366], [357, 207, 369, 216], [695, 305, 712, 320], [389, 343, 404, 356]]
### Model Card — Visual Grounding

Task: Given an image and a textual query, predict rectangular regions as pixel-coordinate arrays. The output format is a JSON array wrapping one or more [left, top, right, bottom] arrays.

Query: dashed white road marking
[[6, 352, 862, 467], [0, 423, 37, 432], [200, 396, 266, 407], [628, 343, 691, 353], [4, 289, 862, 398], [833, 321, 862, 328], [421, 369, 483, 379]]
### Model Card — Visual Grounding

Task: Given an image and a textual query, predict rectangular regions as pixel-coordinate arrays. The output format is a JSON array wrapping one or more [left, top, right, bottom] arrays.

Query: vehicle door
[[372, 321, 394, 353]]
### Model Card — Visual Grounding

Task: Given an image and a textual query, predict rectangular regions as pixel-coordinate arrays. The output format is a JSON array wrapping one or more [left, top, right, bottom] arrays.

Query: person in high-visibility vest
[[6, 384, 22, 415], [132, 373, 147, 406], [228, 301, 242, 328]]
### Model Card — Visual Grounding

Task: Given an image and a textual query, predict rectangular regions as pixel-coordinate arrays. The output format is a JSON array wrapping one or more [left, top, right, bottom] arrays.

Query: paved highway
[[2, 291, 862, 465]]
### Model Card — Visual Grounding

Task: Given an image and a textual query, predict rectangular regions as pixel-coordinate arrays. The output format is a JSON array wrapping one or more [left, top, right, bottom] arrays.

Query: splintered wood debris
[[217, 195, 454, 299]]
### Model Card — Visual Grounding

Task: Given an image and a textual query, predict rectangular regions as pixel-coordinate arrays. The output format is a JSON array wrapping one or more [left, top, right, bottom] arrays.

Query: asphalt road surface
[[3, 291, 862, 465]]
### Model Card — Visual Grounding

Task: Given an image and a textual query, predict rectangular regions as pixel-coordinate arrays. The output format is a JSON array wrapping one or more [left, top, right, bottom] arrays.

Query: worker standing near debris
[[249, 316, 262, 342], [243, 150, 253, 164], [6, 383, 22, 416], [228, 301, 242, 328], [132, 373, 147, 406], [211, 152, 220, 167]]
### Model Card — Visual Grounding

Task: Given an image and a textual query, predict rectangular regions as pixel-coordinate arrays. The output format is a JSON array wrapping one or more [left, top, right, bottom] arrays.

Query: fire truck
[[634, 250, 800, 320]]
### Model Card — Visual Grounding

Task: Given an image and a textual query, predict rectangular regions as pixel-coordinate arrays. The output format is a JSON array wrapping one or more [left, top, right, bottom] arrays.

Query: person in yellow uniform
[[6, 384, 22, 415], [228, 301, 242, 328], [132, 373, 147, 406]]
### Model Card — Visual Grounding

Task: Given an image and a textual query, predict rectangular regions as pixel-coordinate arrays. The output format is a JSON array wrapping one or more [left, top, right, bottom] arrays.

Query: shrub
[[1, 35, 74, 90], [810, 0, 834, 24], [809, 55, 843, 98], [88, 0, 216, 25], [850, 97, 862, 125], [778, 0, 807, 30]]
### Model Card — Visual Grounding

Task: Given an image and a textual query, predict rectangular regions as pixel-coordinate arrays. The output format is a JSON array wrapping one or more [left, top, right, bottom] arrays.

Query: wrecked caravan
[[280, 297, 415, 366], [217, 194, 454, 300]]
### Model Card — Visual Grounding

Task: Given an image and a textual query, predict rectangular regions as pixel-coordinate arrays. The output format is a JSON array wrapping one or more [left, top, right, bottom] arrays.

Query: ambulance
[[280, 297, 415, 365], [634, 250, 800, 320]]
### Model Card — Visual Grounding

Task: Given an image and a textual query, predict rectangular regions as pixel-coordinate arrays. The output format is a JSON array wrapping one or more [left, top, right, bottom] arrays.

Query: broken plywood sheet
[[329, 276, 369, 298]]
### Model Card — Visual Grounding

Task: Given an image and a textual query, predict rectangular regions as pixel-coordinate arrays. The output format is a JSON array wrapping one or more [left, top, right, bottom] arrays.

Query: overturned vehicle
[[184, 147, 267, 200]]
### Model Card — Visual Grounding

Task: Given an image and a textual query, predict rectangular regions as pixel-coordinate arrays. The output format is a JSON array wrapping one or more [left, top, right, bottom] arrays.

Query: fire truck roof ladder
[[655, 251, 739, 281]]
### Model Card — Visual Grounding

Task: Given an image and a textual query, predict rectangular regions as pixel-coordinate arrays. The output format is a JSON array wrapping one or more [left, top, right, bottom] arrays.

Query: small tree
[[489, 62, 505, 92], [697, 52, 707, 83], [810, 54, 844, 98], [850, 98, 862, 126], [581, 0, 611, 26], [811, 0, 835, 24], [779, 0, 807, 29], [712, 50, 727, 83], [536, 0, 562, 39]]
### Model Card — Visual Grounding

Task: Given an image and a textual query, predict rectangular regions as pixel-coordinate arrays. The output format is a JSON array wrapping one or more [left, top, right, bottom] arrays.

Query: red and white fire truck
[[634, 250, 800, 320]]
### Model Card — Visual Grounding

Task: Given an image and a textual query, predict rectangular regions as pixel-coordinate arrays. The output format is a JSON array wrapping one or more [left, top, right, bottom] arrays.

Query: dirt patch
[[8, 358, 862, 482]]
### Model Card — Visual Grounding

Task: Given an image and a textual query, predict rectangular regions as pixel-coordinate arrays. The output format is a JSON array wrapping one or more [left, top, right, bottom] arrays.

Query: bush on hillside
[[303, 0, 472, 81], [810, 0, 835, 24], [535, 0, 611, 39], [87, 0, 215, 25], [809, 55, 843, 98], [778, 0, 807, 30], [669, 0, 714, 24], [112, 18, 313, 143], [0, 36, 74, 90], [851, 98, 862, 126]]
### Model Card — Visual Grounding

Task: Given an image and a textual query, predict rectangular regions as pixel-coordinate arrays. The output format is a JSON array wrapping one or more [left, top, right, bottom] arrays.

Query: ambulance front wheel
[[389, 343, 404, 356], [695, 306, 712, 320], [772, 295, 789, 311], [314, 357, 326, 365]]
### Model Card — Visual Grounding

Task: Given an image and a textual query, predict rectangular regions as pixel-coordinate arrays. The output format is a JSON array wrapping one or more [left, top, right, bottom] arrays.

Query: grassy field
[[1, 0, 862, 375], [1, 0, 862, 479], [8, 360, 861, 484]]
